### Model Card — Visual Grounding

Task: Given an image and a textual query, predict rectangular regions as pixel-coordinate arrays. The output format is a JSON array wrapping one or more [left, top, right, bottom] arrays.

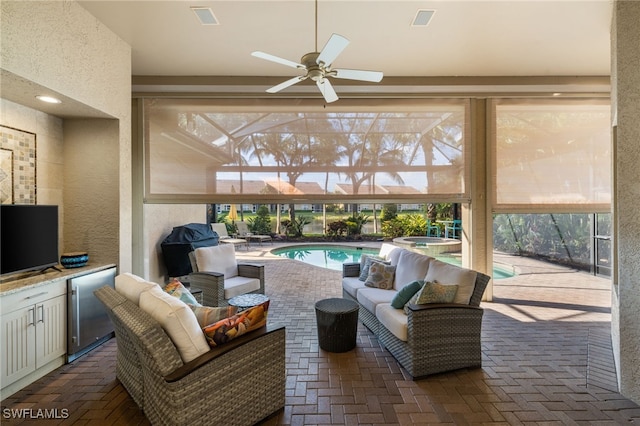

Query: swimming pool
[[271, 244, 515, 279], [271, 245, 379, 271]]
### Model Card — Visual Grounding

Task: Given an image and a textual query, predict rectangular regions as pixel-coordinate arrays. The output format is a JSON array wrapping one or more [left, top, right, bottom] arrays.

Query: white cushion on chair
[[115, 272, 160, 305], [223, 276, 261, 299], [194, 244, 238, 278], [139, 286, 210, 363]]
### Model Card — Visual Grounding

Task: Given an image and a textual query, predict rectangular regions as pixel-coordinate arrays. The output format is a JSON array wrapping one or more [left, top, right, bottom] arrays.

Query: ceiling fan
[[251, 0, 383, 103]]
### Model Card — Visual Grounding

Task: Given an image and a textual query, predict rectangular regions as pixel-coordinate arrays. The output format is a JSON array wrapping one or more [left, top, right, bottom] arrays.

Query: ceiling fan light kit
[[251, 1, 383, 103]]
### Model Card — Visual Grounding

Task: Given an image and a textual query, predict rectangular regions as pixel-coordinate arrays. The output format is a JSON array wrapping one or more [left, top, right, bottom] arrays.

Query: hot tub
[[392, 236, 462, 256]]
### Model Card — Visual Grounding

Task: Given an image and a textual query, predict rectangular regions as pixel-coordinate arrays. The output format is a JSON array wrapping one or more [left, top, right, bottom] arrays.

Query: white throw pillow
[[394, 250, 433, 291], [139, 286, 210, 363], [424, 259, 478, 305], [115, 273, 159, 305], [194, 244, 238, 278]]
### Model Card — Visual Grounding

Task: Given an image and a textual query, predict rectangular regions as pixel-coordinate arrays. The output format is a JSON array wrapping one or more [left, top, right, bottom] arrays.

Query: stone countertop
[[0, 263, 117, 296]]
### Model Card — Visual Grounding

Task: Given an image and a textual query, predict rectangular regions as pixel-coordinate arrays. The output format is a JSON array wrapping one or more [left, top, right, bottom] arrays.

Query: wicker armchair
[[94, 285, 145, 408], [95, 285, 285, 425], [188, 244, 265, 307]]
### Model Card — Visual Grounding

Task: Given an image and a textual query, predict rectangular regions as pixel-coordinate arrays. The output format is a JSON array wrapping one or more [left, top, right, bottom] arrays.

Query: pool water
[[272, 245, 379, 271], [271, 245, 515, 279]]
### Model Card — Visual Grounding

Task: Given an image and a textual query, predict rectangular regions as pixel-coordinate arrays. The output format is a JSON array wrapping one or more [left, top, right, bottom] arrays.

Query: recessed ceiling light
[[190, 7, 218, 25], [412, 9, 435, 27], [36, 95, 61, 104]]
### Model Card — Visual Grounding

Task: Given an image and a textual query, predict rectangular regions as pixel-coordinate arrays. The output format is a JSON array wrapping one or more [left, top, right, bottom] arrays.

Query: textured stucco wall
[[611, 0, 640, 405], [0, 99, 64, 255], [63, 119, 120, 265], [1, 1, 132, 271]]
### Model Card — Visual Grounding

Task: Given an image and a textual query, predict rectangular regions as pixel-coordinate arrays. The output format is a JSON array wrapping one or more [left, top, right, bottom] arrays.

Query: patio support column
[[611, 0, 640, 405], [465, 98, 491, 301]]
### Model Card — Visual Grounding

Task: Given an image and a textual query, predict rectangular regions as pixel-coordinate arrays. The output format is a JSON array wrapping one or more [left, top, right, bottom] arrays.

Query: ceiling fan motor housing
[[301, 52, 325, 81]]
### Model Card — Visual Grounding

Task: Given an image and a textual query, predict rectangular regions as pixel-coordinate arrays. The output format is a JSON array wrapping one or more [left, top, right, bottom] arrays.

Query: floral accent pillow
[[364, 262, 396, 290], [202, 300, 269, 347], [164, 279, 200, 306], [358, 255, 386, 281], [188, 304, 238, 328]]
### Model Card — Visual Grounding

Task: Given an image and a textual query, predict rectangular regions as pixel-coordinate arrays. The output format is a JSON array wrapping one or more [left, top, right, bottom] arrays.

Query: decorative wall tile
[[0, 125, 36, 204]]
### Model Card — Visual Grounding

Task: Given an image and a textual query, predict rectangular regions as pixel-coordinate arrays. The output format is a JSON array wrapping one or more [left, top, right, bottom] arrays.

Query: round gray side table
[[315, 298, 359, 352], [228, 293, 269, 311]]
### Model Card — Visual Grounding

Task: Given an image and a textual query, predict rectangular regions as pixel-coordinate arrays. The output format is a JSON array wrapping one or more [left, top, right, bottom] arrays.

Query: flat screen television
[[1, 205, 59, 276]]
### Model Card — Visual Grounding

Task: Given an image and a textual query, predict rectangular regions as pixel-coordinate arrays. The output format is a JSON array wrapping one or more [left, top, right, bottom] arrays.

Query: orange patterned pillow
[[202, 300, 269, 347], [188, 304, 238, 328]]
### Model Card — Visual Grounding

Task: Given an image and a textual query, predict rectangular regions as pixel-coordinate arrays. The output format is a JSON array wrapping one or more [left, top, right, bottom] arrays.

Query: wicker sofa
[[95, 283, 285, 425], [342, 243, 490, 379]]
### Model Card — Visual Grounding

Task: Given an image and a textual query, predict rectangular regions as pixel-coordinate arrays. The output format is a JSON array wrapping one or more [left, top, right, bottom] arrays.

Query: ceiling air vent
[[412, 9, 435, 27], [190, 7, 218, 25]]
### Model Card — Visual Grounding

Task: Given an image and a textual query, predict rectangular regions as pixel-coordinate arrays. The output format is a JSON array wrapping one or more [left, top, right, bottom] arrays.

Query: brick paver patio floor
[[2, 242, 639, 425]]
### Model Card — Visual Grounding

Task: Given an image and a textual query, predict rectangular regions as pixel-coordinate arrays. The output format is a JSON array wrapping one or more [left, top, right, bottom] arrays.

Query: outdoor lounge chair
[[210, 222, 248, 250], [236, 221, 273, 245], [94, 284, 284, 425]]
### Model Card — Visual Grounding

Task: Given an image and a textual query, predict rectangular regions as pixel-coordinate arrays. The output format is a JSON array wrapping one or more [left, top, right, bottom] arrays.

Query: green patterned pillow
[[364, 262, 396, 290], [164, 279, 200, 306], [404, 290, 422, 314], [358, 255, 386, 281], [416, 281, 458, 304], [404, 281, 458, 314]]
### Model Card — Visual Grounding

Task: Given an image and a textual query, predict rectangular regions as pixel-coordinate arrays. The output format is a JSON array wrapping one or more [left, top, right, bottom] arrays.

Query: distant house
[[215, 179, 325, 214], [334, 183, 424, 212]]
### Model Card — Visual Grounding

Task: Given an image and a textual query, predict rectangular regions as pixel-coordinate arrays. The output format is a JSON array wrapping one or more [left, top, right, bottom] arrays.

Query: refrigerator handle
[[71, 284, 80, 346]]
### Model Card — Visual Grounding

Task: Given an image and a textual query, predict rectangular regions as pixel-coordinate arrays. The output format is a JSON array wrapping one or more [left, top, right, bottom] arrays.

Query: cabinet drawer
[[0, 280, 67, 314]]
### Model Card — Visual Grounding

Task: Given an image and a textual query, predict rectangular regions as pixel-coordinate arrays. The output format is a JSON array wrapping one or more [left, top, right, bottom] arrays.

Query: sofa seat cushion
[[115, 272, 160, 305], [194, 244, 238, 278], [139, 286, 210, 363], [424, 259, 478, 305], [394, 250, 433, 291], [375, 303, 408, 342], [342, 276, 367, 299], [224, 276, 261, 299], [356, 287, 397, 314]]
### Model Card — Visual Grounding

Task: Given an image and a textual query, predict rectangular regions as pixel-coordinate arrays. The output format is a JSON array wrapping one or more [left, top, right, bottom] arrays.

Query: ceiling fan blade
[[251, 51, 304, 69], [316, 79, 339, 103], [266, 76, 308, 93], [316, 34, 349, 67], [333, 68, 384, 83]]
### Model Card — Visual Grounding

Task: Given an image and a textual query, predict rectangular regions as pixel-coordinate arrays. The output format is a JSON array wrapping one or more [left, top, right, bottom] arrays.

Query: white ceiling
[[2, 1, 613, 117], [78, 0, 612, 79]]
